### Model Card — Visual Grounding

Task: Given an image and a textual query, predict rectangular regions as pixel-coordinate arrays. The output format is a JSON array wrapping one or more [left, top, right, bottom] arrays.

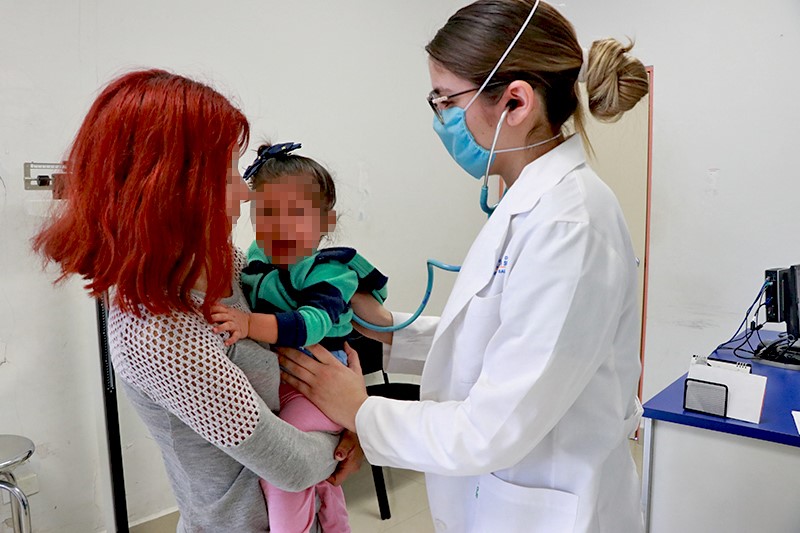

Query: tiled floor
[[343, 466, 434, 533], [132, 439, 644, 533]]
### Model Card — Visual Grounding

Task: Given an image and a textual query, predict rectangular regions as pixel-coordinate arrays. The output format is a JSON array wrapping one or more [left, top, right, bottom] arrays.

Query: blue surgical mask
[[430, 0, 555, 216], [432, 106, 493, 180]]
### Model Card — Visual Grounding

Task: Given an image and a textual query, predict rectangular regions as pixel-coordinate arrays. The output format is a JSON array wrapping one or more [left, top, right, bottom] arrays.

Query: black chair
[[347, 334, 420, 520]]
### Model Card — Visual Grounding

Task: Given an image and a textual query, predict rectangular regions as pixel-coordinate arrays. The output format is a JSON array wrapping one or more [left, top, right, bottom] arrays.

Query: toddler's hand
[[210, 304, 250, 346]]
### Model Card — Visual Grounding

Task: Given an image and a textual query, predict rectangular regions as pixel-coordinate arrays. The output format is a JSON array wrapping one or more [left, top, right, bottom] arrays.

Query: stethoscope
[[480, 106, 562, 217], [352, 115, 562, 334], [353, 0, 554, 332], [351, 259, 461, 333], [479, 108, 512, 218], [352, 111, 562, 334], [350, 114, 507, 334], [351, 117, 561, 333]]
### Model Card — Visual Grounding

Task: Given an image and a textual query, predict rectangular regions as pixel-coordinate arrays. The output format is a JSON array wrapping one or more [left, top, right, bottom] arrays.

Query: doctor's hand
[[328, 430, 364, 486], [277, 343, 368, 432], [350, 292, 394, 345]]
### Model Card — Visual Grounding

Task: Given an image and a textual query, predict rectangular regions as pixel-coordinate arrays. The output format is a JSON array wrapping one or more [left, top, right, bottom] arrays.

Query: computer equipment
[[757, 264, 800, 368]]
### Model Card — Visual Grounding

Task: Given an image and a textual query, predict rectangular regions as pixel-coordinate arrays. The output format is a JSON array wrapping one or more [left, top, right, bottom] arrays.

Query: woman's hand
[[210, 303, 250, 346], [278, 343, 368, 432], [350, 292, 394, 345], [327, 430, 364, 486]]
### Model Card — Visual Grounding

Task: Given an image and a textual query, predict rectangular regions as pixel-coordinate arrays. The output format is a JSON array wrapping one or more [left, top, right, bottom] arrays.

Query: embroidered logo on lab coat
[[494, 255, 509, 276]]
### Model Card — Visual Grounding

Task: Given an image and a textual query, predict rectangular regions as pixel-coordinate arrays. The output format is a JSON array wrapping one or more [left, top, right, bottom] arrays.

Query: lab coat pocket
[[470, 473, 578, 533], [454, 293, 502, 384], [466, 292, 503, 318]]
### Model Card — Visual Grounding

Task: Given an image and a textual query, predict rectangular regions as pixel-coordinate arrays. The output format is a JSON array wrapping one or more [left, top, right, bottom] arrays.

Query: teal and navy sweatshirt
[[240, 241, 388, 352]]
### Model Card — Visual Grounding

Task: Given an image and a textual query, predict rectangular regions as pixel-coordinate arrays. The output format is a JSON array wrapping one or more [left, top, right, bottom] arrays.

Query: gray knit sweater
[[109, 252, 337, 532]]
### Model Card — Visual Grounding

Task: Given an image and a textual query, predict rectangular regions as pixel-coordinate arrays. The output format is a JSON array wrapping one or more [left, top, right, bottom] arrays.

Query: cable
[[732, 332, 757, 359], [723, 284, 798, 362], [739, 301, 768, 356], [713, 280, 773, 360], [716, 279, 770, 351], [352, 259, 461, 333]]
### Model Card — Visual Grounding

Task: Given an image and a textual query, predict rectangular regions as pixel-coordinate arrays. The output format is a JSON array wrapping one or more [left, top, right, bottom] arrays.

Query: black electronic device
[[757, 264, 800, 367], [764, 268, 786, 323], [785, 265, 800, 342]]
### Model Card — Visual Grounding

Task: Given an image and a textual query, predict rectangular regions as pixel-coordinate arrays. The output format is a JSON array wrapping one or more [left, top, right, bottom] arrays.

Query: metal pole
[[96, 295, 130, 533]]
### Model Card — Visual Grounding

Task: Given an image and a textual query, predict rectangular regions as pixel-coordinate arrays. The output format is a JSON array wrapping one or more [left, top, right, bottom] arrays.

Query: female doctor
[[280, 1, 650, 531]]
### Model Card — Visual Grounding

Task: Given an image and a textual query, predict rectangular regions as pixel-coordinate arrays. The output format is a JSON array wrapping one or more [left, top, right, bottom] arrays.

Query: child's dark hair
[[248, 144, 336, 212]]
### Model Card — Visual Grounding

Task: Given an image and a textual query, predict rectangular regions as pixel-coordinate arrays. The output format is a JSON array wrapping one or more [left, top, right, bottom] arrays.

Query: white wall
[[1, 1, 798, 531], [561, 0, 800, 400]]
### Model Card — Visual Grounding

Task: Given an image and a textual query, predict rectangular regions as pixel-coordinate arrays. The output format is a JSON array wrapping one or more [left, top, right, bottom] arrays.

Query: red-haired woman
[[33, 69, 359, 532]]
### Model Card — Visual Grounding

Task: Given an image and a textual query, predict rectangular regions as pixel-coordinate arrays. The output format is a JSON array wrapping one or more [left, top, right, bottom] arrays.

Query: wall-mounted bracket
[[23, 162, 66, 193]]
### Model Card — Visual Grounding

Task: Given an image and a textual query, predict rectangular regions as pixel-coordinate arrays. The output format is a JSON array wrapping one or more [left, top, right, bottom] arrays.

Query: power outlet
[[0, 473, 38, 505]]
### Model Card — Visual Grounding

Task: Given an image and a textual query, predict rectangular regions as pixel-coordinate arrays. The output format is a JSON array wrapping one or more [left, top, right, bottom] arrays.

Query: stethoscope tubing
[[352, 259, 461, 333]]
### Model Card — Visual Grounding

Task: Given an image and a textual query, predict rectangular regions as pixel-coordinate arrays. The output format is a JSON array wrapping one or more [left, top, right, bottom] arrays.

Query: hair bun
[[585, 38, 649, 123], [256, 143, 273, 157]]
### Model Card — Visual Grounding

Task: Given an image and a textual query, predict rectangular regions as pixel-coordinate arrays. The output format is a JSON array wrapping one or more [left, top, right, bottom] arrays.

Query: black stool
[[349, 335, 420, 520]]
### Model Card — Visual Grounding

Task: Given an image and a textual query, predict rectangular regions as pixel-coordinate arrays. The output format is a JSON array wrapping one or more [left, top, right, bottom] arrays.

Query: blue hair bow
[[242, 142, 302, 183]]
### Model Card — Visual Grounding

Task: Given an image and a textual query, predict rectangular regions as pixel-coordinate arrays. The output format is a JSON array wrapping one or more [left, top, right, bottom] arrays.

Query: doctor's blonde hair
[[426, 0, 649, 149]]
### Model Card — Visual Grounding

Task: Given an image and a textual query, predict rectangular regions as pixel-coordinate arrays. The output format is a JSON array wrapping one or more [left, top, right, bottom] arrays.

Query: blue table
[[641, 331, 800, 532]]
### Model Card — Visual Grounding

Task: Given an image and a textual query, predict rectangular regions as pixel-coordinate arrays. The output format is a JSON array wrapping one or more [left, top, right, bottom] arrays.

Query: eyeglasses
[[426, 82, 508, 124]]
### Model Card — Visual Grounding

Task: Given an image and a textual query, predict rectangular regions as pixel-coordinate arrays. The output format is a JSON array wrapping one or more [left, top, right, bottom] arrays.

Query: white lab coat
[[355, 135, 644, 533]]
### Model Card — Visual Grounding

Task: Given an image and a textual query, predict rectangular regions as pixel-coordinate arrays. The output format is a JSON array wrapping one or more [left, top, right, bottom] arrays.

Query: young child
[[211, 142, 387, 533]]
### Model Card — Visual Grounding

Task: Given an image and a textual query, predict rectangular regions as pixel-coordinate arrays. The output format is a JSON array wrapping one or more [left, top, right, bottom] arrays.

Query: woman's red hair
[[33, 69, 250, 317]]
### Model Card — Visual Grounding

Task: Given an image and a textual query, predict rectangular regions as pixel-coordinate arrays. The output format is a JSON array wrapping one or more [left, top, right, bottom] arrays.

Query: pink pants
[[260, 383, 350, 533]]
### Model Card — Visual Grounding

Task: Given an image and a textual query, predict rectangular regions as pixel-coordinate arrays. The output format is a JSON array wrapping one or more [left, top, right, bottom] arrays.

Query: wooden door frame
[[638, 65, 654, 413]]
